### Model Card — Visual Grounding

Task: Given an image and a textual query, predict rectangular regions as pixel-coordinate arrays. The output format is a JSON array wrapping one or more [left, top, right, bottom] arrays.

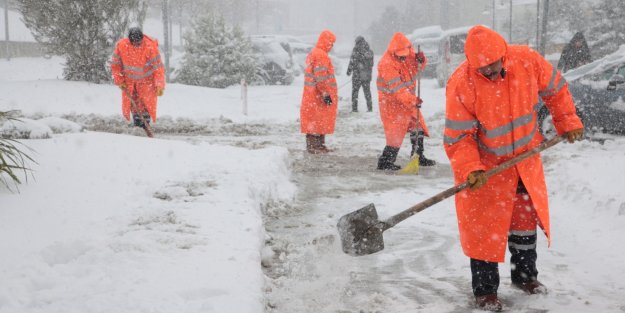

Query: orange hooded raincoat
[[300, 30, 338, 135], [111, 35, 165, 122], [444, 26, 583, 262], [376, 32, 429, 148]]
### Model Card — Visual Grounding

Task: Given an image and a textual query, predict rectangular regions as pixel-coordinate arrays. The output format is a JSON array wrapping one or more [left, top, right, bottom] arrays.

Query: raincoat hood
[[464, 25, 508, 68], [316, 30, 336, 53], [386, 32, 413, 57], [571, 31, 586, 44]]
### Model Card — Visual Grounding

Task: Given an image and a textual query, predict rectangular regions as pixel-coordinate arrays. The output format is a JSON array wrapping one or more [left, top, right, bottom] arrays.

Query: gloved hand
[[323, 95, 333, 105], [416, 51, 426, 64], [415, 96, 423, 107], [467, 170, 488, 190], [346, 69, 351, 76], [565, 128, 584, 143], [119, 82, 127, 90], [157, 88, 164, 97]]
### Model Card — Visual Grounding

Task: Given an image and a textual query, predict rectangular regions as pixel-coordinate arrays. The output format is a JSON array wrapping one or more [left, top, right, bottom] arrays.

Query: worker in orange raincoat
[[444, 25, 584, 311], [376, 32, 435, 170], [300, 30, 338, 154], [111, 27, 165, 130]]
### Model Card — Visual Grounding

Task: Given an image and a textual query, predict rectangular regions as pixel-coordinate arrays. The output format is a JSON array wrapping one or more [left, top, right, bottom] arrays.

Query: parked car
[[408, 26, 443, 79], [250, 35, 296, 85], [278, 35, 347, 74], [435, 26, 471, 87], [538, 44, 625, 136], [414, 37, 440, 79]]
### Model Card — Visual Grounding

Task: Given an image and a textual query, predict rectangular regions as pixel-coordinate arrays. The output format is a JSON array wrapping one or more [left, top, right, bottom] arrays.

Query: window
[[449, 34, 467, 54], [587, 67, 616, 81], [616, 66, 625, 77]]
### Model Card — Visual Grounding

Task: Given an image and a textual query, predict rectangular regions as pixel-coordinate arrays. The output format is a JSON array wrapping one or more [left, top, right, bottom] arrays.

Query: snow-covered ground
[[1, 56, 625, 313]]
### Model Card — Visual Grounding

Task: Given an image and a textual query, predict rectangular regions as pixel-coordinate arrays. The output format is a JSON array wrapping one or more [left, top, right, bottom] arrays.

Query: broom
[[399, 45, 423, 175]]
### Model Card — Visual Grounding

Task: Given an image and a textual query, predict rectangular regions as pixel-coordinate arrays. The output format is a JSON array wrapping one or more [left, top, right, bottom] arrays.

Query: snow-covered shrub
[[38, 117, 83, 134], [0, 118, 52, 139], [176, 13, 257, 88], [0, 112, 35, 191]]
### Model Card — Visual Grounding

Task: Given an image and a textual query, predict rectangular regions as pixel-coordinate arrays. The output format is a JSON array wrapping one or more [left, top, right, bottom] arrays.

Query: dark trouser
[[471, 180, 539, 296], [471, 258, 500, 297], [351, 79, 372, 112], [130, 87, 150, 128], [410, 130, 425, 157], [132, 112, 151, 128]]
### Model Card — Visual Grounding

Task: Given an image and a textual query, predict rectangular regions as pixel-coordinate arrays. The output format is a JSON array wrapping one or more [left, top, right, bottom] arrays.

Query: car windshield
[[254, 42, 276, 54], [564, 44, 625, 82], [449, 34, 466, 54], [417, 41, 438, 53]]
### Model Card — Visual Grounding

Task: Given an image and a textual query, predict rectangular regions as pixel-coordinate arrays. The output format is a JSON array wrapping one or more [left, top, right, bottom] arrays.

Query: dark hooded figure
[[557, 32, 592, 73], [346, 36, 374, 112]]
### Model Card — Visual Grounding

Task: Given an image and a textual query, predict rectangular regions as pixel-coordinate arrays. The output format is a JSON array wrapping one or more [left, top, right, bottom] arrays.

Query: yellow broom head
[[399, 156, 420, 175]]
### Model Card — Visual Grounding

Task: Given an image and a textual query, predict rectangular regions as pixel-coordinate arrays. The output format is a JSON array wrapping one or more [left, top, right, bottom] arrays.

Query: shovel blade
[[337, 203, 385, 256]]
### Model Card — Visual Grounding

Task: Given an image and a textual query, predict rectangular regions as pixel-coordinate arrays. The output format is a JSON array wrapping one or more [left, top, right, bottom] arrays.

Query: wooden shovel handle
[[382, 135, 565, 230]]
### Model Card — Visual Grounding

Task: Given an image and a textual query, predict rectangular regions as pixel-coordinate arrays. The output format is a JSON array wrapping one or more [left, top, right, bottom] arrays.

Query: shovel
[[123, 87, 154, 138], [338, 135, 565, 256]]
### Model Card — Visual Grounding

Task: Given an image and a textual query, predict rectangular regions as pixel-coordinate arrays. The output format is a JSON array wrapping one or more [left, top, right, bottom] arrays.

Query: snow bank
[[0, 132, 295, 313]]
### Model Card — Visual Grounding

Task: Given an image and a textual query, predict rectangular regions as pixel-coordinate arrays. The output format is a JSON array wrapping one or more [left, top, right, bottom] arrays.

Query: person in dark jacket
[[347, 36, 374, 112], [557, 31, 592, 73]]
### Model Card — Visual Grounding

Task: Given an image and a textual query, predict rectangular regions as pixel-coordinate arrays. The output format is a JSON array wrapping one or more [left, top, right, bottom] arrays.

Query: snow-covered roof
[[408, 25, 443, 41], [441, 25, 473, 37]]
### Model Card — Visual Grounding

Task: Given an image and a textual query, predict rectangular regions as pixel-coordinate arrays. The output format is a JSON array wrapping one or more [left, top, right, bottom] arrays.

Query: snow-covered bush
[[0, 118, 52, 139], [176, 13, 257, 88], [38, 117, 83, 134], [17, 0, 146, 83], [0, 112, 35, 191]]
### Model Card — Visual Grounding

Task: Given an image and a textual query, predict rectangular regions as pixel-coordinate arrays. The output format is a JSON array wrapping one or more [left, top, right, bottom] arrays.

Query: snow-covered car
[[435, 26, 471, 87], [538, 45, 625, 136], [408, 26, 443, 79], [250, 36, 295, 85], [413, 37, 440, 79]]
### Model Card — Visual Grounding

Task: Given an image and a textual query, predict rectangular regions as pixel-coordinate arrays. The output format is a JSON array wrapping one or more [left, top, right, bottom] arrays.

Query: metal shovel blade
[[337, 203, 386, 256]]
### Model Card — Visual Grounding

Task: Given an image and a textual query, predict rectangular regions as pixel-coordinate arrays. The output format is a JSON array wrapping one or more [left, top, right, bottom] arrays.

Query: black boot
[[377, 146, 401, 170], [414, 130, 436, 166], [509, 230, 546, 294]]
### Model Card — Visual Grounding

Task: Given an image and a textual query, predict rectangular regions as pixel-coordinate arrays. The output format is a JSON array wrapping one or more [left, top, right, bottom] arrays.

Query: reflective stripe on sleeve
[[445, 119, 478, 131]]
